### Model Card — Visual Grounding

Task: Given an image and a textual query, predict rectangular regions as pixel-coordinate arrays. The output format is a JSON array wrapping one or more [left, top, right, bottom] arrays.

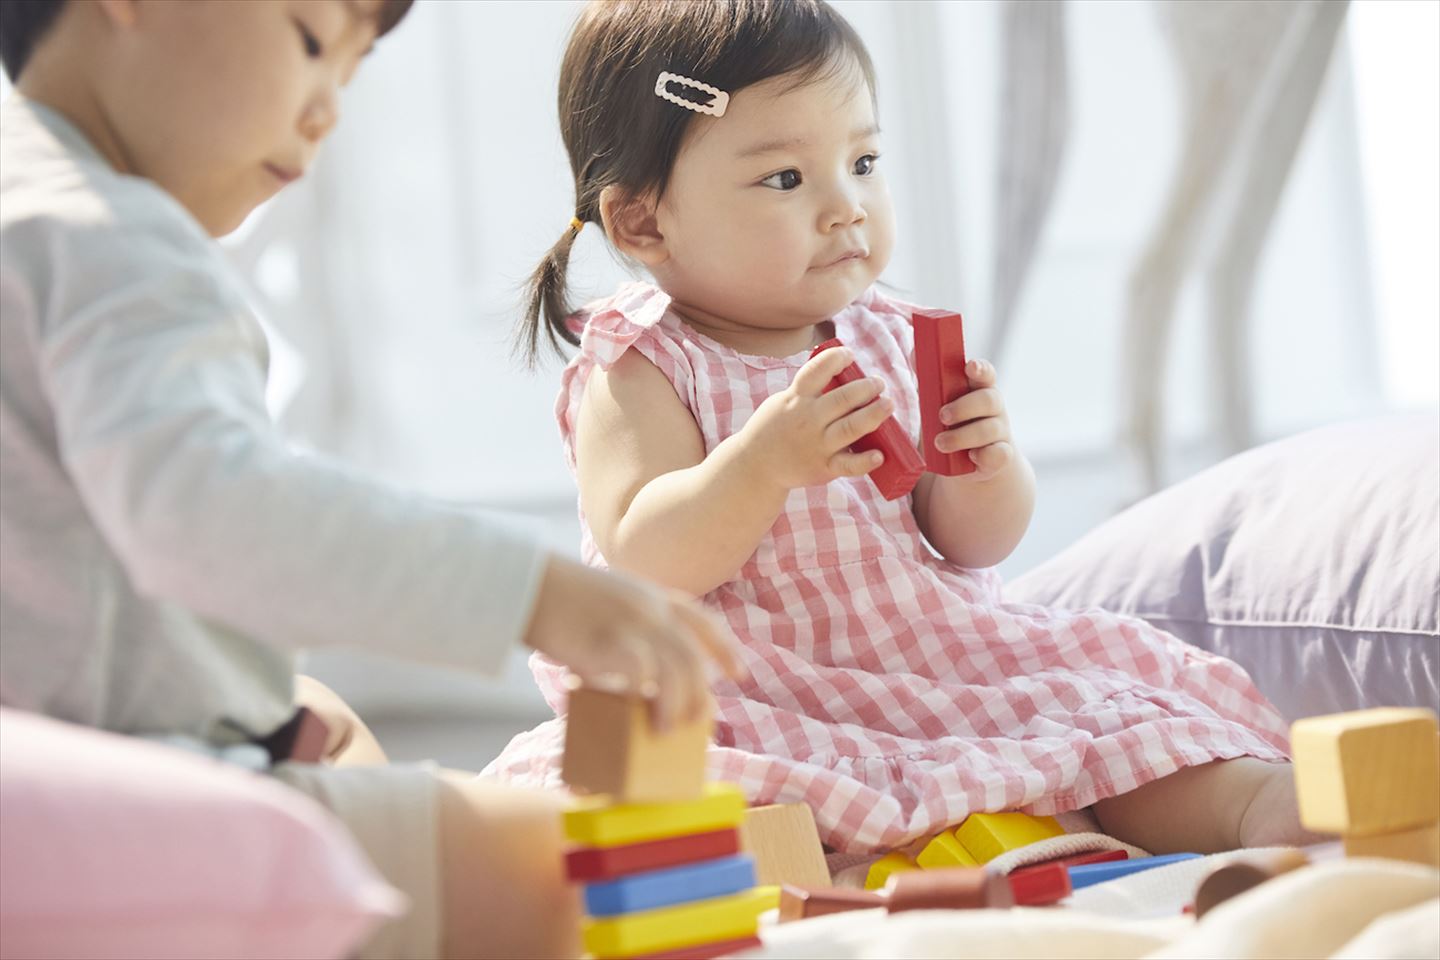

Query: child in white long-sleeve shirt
[[0, 2, 739, 957]]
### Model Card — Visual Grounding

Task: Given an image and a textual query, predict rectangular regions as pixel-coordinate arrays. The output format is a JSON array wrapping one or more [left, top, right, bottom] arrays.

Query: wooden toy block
[[1004, 861, 1071, 906], [811, 339, 925, 501], [564, 783, 746, 848], [916, 829, 980, 870], [565, 829, 741, 883], [561, 685, 711, 803], [884, 867, 1014, 913], [780, 868, 1012, 922], [1291, 707, 1439, 836], [1067, 852, 1201, 890], [1193, 849, 1309, 918], [911, 308, 976, 476], [738, 803, 831, 889], [627, 935, 764, 960], [779, 884, 884, 922], [953, 812, 1065, 863], [584, 854, 756, 917], [1343, 822, 1440, 868], [581, 887, 773, 959], [864, 851, 919, 891]]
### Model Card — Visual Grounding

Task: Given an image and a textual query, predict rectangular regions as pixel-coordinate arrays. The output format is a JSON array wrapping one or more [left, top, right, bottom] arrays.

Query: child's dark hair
[[0, 0, 415, 83], [519, 0, 875, 367]]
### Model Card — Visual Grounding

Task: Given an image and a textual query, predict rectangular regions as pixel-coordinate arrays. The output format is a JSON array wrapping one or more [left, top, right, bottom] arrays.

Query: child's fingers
[[965, 358, 998, 389], [969, 440, 1014, 477], [671, 597, 747, 683], [825, 395, 895, 450], [791, 346, 854, 397], [940, 386, 1003, 427], [829, 448, 885, 478], [935, 415, 1007, 454], [818, 375, 884, 419]]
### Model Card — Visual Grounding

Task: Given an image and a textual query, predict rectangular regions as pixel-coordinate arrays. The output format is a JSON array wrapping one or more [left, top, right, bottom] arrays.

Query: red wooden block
[[911, 308, 975, 476], [564, 829, 742, 883], [810, 339, 925, 501], [885, 867, 1014, 912], [1009, 848, 1127, 878], [778, 884, 884, 922], [626, 934, 765, 959], [1005, 861, 1071, 906]]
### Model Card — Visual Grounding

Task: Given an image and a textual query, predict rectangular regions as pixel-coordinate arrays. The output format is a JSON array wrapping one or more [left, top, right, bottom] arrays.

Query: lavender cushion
[[0, 708, 402, 959], [1006, 415, 1439, 722]]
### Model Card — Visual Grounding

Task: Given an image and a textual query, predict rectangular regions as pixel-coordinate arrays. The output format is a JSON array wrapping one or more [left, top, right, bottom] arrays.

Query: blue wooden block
[[1068, 852, 1202, 890], [584, 854, 756, 917]]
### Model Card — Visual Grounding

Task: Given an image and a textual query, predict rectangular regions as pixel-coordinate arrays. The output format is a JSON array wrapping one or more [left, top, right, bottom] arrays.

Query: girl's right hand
[[737, 346, 895, 491], [522, 555, 745, 732]]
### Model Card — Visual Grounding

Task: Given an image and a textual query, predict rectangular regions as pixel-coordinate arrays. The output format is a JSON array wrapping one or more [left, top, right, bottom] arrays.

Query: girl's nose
[[821, 182, 867, 231], [299, 85, 340, 143]]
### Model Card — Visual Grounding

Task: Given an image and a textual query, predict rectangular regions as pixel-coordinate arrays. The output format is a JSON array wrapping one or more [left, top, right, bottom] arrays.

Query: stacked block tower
[[560, 686, 774, 959]]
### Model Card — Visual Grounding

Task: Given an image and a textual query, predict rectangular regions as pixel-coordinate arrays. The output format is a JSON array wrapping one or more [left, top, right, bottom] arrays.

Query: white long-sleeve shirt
[[0, 95, 547, 744]]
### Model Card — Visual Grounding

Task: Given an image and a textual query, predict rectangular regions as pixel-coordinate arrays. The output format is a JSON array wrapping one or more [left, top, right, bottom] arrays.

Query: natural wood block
[[739, 803, 831, 889], [1343, 823, 1440, 868], [561, 686, 711, 803], [1291, 708, 1440, 836]]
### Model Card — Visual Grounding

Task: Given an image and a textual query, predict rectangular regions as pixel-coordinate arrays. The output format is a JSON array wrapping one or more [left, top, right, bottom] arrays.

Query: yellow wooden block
[[915, 829, 979, 870], [955, 812, 1065, 863], [740, 803, 831, 888], [582, 887, 773, 958], [753, 884, 782, 912], [865, 851, 920, 891], [1291, 708, 1440, 836], [1343, 823, 1440, 868], [563, 783, 746, 848]]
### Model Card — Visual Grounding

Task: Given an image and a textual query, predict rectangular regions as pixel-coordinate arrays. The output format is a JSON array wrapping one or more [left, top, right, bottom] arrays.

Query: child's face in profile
[[654, 62, 896, 333], [104, 0, 379, 235]]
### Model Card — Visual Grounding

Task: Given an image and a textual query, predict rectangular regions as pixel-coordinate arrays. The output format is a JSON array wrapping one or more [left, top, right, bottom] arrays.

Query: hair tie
[[569, 216, 584, 234]]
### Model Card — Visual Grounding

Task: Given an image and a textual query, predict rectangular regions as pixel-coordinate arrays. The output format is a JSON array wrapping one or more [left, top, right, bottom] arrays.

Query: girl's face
[[97, 0, 379, 235], [650, 62, 896, 339]]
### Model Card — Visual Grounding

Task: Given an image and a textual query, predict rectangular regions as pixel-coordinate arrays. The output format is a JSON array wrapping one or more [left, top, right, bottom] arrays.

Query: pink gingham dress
[[484, 281, 1290, 854]]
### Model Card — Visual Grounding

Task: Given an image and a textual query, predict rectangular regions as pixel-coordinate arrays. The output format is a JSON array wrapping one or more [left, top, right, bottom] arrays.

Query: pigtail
[[518, 220, 584, 369]]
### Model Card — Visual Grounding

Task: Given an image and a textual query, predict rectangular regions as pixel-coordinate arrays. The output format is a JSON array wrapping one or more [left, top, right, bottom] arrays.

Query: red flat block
[[625, 934, 764, 959], [778, 884, 884, 922], [1006, 861, 1071, 906], [810, 339, 925, 501], [1009, 848, 1127, 878], [564, 829, 741, 883], [910, 308, 975, 476]]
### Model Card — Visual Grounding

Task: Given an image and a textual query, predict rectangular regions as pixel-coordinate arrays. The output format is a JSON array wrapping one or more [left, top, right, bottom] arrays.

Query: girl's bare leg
[[1092, 758, 1322, 854], [436, 775, 582, 960]]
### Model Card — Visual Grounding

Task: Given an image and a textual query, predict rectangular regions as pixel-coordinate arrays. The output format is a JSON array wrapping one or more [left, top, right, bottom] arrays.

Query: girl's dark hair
[[519, 0, 875, 366], [0, 0, 414, 83]]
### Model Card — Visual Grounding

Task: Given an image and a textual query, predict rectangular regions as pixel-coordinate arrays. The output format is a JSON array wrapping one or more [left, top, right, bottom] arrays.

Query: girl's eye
[[761, 169, 803, 191], [854, 154, 880, 176], [297, 23, 323, 59]]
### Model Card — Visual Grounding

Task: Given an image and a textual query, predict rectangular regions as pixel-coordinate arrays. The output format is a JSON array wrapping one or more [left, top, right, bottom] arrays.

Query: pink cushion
[[0, 708, 402, 959]]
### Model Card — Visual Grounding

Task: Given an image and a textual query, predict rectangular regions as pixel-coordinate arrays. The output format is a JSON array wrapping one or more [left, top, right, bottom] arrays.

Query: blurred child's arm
[[911, 360, 1036, 568], [577, 346, 891, 596]]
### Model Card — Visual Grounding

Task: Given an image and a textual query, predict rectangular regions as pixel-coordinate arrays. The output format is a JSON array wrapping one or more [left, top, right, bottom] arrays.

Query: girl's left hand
[[934, 359, 1015, 481]]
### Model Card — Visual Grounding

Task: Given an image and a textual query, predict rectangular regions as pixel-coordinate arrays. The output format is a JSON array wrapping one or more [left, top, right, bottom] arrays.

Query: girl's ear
[[600, 185, 668, 267]]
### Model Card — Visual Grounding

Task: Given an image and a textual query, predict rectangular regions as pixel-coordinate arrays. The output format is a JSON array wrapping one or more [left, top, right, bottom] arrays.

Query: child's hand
[[523, 555, 745, 732], [935, 359, 1016, 481], [738, 347, 895, 490]]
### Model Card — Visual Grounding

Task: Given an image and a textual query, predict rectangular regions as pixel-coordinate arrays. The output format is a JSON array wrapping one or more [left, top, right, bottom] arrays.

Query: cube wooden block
[[865, 851, 920, 891], [739, 803, 831, 889], [916, 829, 979, 870], [1291, 708, 1440, 836], [954, 812, 1065, 863], [1343, 823, 1440, 868], [561, 686, 711, 803]]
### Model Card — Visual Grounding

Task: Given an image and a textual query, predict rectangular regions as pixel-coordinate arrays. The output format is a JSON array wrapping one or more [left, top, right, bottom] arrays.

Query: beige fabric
[[274, 762, 442, 960]]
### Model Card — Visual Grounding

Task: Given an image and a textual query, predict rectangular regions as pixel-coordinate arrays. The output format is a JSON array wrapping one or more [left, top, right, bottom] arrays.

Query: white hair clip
[[654, 71, 730, 118]]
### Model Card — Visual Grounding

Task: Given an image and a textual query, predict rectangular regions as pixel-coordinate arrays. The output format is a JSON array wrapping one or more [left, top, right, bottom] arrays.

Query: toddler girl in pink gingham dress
[[486, 0, 1316, 856]]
